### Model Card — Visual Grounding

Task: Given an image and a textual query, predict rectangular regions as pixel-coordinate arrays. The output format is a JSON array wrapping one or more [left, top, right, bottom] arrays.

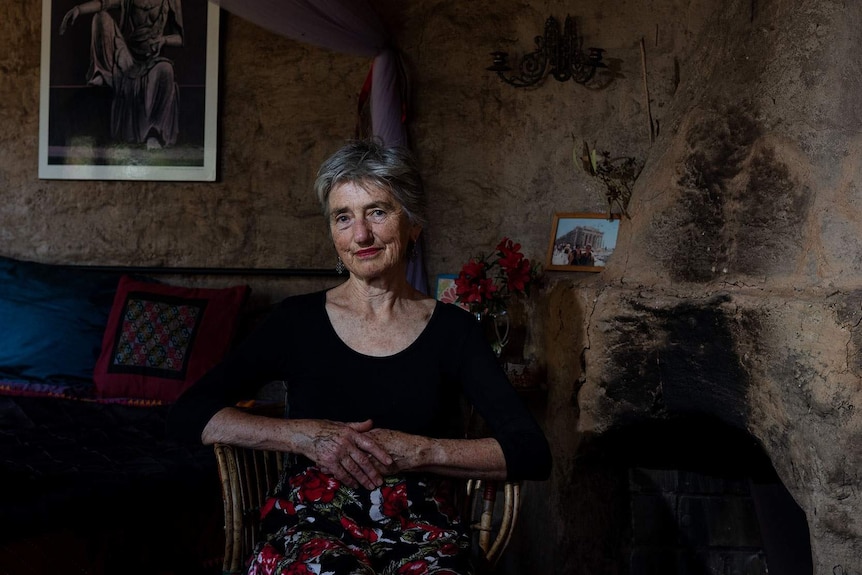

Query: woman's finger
[[343, 449, 383, 489], [353, 433, 394, 467]]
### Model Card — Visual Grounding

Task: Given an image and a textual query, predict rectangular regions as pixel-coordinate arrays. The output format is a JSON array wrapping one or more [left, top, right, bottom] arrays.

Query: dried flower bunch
[[454, 238, 541, 315], [579, 139, 643, 219]]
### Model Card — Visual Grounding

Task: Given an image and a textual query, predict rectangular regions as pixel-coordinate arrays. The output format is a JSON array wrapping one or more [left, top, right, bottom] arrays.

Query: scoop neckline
[[321, 291, 440, 359]]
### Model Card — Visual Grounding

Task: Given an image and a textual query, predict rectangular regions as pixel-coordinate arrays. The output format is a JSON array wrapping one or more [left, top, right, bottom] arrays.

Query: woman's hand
[[364, 428, 434, 474], [366, 429, 509, 480], [300, 419, 393, 490]]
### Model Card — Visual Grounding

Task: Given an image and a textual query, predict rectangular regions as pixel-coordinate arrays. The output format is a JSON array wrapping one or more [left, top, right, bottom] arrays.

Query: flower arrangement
[[454, 237, 541, 316]]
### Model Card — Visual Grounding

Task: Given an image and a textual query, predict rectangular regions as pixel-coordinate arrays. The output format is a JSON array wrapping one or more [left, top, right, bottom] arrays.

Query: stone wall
[[2, 0, 860, 572]]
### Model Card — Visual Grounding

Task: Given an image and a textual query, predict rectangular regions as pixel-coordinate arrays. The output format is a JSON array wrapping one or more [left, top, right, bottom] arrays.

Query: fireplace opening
[[577, 414, 813, 575]]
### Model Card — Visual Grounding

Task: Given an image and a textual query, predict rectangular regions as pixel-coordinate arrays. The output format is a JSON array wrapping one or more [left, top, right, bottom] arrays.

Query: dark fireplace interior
[[573, 415, 813, 575]]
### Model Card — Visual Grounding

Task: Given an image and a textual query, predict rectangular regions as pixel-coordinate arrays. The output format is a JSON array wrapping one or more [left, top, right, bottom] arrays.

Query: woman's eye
[[369, 209, 386, 220]]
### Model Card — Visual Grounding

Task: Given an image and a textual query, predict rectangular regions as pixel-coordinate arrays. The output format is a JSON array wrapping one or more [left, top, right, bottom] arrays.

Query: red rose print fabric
[[247, 461, 472, 575]]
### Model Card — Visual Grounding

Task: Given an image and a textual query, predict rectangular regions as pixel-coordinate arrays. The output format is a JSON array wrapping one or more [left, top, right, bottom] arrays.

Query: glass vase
[[475, 309, 510, 358]]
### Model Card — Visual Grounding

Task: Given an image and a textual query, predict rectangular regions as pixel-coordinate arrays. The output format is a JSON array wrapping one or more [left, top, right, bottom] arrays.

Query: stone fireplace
[[527, 269, 856, 573], [539, 1, 862, 570], [560, 21, 862, 571], [584, 414, 812, 574]]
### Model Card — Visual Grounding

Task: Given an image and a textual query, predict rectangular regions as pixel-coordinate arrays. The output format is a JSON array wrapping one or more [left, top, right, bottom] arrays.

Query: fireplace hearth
[[580, 416, 812, 575]]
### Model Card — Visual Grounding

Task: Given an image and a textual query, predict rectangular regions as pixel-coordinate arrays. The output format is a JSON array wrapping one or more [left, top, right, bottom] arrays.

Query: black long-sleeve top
[[168, 290, 551, 481]]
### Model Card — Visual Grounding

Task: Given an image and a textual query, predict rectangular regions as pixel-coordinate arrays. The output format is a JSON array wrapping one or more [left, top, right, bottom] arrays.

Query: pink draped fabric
[[211, 0, 427, 292]]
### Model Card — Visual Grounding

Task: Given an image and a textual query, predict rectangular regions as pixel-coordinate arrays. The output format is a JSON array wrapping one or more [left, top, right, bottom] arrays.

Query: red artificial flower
[[496, 237, 521, 260], [454, 278, 483, 304], [454, 260, 485, 294], [497, 238, 524, 271], [459, 258, 487, 280], [454, 237, 538, 313], [478, 277, 498, 299], [505, 257, 533, 293], [455, 259, 493, 304]]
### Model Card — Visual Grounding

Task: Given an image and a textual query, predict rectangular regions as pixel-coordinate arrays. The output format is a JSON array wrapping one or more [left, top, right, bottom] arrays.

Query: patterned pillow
[[93, 275, 250, 402]]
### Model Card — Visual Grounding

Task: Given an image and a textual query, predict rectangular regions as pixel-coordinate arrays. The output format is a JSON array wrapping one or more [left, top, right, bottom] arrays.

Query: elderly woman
[[169, 140, 551, 575]]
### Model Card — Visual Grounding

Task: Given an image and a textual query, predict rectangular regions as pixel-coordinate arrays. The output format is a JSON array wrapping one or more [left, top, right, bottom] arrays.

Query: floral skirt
[[247, 461, 473, 575]]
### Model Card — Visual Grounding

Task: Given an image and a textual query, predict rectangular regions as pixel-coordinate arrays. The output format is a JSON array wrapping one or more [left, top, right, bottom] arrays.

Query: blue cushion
[[0, 256, 120, 388]]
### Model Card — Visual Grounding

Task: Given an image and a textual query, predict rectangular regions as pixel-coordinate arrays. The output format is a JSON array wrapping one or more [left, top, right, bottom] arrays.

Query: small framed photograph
[[38, 0, 220, 181], [435, 274, 460, 304], [546, 213, 621, 271]]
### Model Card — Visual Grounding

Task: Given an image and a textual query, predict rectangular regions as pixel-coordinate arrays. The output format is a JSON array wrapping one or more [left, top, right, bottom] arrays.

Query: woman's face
[[327, 181, 421, 282]]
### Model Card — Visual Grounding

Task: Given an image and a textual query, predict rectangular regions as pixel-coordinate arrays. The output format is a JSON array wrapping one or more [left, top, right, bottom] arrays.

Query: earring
[[411, 242, 419, 260], [335, 257, 345, 274]]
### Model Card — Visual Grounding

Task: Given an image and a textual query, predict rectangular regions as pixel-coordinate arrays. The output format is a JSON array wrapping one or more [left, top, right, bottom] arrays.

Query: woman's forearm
[[201, 406, 306, 451], [202, 411, 509, 482], [421, 436, 508, 480], [201, 409, 395, 490], [367, 429, 508, 480]]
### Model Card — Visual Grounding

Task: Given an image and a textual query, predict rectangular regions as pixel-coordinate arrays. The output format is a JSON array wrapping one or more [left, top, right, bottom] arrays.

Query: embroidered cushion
[[93, 275, 249, 402]]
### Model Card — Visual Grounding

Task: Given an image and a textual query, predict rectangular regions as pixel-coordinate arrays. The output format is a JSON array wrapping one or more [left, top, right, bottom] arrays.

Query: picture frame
[[38, 0, 220, 181], [435, 274, 460, 305], [546, 212, 621, 272]]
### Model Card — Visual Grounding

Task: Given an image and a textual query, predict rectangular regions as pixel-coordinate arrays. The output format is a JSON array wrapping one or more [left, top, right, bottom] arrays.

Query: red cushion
[[94, 276, 249, 402]]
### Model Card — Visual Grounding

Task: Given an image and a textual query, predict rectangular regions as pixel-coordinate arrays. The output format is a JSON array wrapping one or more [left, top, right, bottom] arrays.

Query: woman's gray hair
[[314, 140, 427, 228]]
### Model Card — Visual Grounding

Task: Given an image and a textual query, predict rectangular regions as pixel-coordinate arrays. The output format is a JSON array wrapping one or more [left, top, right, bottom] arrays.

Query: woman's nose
[[352, 218, 372, 243]]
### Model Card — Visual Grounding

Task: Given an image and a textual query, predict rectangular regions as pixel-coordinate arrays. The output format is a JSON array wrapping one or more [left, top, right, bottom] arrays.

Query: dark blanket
[[0, 395, 219, 543]]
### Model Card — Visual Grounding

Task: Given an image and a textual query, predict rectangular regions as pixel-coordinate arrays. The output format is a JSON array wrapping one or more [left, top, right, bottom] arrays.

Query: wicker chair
[[214, 443, 522, 574]]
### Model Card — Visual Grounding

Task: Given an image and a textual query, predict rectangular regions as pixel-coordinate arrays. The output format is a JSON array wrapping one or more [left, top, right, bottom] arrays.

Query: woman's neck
[[332, 276, 421, 314]]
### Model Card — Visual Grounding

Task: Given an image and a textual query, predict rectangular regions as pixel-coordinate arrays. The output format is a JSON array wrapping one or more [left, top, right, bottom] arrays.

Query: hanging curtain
[[210, 0, 428, 292]]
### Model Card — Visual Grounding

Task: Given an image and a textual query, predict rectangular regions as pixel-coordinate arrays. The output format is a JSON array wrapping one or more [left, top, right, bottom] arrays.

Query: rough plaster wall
[[2, 0, 860, 572], [0, 1, 364, 300]]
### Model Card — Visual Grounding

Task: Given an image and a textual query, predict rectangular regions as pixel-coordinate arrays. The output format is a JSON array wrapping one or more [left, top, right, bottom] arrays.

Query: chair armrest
[[214, 443, 285, 574], [466, 479, 523, 569]]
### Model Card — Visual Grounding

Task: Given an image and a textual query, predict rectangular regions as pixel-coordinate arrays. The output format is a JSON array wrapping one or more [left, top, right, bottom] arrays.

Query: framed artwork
[[546, 212, 621, 272], [38, 0, 220, 181], [435, 274, 460, 305]]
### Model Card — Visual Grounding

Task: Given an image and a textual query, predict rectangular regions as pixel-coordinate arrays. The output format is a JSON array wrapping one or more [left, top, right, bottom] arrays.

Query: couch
[[0, 255, 255, 575]]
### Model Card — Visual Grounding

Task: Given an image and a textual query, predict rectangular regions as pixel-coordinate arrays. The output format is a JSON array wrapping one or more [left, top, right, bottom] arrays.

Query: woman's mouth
[[354, 248, 382, 258]]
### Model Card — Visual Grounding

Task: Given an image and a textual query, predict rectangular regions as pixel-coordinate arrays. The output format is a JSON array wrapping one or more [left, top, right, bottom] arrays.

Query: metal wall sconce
[[487, 15, 605, 88]]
